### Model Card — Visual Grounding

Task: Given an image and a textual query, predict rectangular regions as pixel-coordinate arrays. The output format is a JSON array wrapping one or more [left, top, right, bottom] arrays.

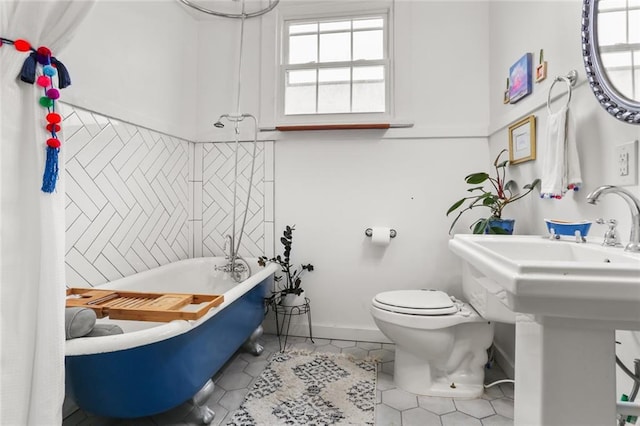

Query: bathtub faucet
[[586, 185, 640, 252], [215, 235, 237, 273], [215, 235, 251, 280]]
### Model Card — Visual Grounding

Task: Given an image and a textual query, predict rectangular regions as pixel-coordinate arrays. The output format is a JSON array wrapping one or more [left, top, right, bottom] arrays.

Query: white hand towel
[[540, 105, 582, 199]]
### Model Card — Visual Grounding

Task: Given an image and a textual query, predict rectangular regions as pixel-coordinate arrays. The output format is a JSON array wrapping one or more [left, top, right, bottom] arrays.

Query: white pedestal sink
[[449, 234, 640, 426]]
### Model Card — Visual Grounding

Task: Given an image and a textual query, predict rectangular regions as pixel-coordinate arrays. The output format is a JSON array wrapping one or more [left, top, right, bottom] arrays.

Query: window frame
[[274, 3, 394, 126]]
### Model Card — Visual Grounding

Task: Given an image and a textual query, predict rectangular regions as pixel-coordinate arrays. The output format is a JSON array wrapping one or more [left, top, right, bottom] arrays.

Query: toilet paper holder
[[365, 228, 397, 238]]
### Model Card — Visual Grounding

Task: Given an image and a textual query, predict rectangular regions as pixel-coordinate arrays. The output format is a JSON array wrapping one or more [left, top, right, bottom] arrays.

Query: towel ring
[[547, 70, 578, 115]]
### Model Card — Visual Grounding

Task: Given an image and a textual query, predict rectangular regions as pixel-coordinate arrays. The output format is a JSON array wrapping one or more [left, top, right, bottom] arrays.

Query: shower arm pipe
[[222, 114, 258, 267], [228, 0, 246, 271], [232, 114, 258, 262], [177, 0, 279, 19], [215, 113, 259, 262], [234, 4, 246, 133]]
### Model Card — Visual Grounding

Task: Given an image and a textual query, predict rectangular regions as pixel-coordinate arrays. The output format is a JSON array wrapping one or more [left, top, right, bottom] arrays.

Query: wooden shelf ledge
[[275, 123, 391, 131]]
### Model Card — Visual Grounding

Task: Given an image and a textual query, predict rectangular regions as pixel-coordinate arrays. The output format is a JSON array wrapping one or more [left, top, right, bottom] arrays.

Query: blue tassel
[[19, 52, 37, 84], [41, 146, 59, 193], [51, 57, 71, 88]]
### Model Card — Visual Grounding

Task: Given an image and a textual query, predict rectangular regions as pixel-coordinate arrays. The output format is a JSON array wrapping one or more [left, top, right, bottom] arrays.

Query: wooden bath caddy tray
[[66, 288, 224, 322]]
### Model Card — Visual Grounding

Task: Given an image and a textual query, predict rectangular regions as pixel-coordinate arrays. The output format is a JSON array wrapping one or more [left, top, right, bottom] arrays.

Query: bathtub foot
[[191, 379, 215, 424], [241, 325, 264, 356]]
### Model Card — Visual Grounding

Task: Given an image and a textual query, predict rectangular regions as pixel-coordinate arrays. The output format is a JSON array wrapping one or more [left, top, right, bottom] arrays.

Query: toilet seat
[[372, 290, 459, 316]]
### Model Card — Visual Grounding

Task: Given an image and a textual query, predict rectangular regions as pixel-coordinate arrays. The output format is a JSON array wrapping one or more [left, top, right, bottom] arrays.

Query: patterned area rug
[[227, 351, 376, 425]]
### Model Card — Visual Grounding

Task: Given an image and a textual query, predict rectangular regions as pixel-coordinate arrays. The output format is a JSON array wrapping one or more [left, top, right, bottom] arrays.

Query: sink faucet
[[586, 185, 640, 252]]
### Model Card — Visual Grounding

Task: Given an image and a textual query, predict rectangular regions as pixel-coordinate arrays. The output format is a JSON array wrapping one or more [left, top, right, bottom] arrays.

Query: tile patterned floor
[[63, 334, 514, 425]]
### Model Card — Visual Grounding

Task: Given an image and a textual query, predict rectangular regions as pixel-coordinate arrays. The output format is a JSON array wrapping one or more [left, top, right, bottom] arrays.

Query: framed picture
[[508, 115, 536, 164], [503, 78, 510, 104], [509, 53, 533, 103], [535, 61, 547, 83]]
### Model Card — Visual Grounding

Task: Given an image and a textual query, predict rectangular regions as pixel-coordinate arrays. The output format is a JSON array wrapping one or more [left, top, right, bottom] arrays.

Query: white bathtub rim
[[65, 259, 277, 356]]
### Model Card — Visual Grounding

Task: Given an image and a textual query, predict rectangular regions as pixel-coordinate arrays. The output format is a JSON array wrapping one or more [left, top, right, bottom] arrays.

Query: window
[[281, 13, 389, 118], [598, 0, 640, 100]]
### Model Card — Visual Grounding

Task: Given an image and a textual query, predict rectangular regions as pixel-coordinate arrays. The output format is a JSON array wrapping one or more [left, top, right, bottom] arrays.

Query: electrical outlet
[[619, 150, 629, 176], [615, 140, 638, 186]]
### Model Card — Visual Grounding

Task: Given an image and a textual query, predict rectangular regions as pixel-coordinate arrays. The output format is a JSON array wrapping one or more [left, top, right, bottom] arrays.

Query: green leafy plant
[[447, 149, 540, 234], [258, 225, 314, 298]]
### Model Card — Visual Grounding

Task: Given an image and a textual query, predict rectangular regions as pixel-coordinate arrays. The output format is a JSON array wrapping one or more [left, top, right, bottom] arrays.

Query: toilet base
[[393, 346, 486, 398]]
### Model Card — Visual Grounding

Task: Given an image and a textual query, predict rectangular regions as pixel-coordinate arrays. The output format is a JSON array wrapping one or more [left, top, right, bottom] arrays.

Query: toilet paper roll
[[371, 227, 391, 246]]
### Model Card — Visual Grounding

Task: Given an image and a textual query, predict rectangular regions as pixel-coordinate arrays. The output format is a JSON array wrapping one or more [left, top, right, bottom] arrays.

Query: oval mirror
[[582, 0, 640, 124]]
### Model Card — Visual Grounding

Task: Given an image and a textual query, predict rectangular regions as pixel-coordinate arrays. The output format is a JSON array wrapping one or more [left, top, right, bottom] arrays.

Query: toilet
[[370, 289, 494, 398]]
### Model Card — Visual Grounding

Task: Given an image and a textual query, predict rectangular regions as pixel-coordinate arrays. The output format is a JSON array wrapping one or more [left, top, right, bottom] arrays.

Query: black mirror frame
[[582, 0, 640, 124]]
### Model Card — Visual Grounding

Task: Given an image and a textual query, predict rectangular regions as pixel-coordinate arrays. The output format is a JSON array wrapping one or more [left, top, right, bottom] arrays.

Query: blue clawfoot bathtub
[[65, 257, 277, 420]]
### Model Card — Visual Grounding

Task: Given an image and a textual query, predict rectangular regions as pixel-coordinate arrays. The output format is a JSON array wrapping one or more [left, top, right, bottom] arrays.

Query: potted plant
[[258, 225, 314, 306], [447, 149, 540, 234]]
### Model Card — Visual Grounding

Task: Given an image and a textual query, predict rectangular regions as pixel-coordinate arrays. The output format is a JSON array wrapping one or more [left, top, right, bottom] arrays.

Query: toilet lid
[[373, 290, 459, 316]]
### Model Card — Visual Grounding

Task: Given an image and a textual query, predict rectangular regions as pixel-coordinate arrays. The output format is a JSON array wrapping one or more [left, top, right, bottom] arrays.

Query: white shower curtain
[[0, 1, 94, 424]]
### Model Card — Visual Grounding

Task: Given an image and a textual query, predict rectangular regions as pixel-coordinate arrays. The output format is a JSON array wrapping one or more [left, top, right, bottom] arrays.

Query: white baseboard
[[262, 317, 391, 344]]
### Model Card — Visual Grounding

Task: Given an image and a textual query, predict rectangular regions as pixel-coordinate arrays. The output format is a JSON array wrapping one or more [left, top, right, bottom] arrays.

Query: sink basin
[[470, 237, 635, 263], [449, 234, 640, 326], [449, 234, 640, 425]]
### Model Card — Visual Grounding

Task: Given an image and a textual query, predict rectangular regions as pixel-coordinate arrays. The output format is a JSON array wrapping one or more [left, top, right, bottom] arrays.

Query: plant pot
[[281, 291, 306, 307], [485, 218, 515, 235]]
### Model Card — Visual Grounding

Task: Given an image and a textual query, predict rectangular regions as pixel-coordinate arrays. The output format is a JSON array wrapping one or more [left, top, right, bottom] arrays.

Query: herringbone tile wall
[[63, 104, 190, 287], [197, 141, 274, 260], [63, 104, 274, 288]]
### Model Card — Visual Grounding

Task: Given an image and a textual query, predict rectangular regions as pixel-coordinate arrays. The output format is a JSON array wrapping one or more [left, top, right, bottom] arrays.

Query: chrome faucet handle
[[595, 218, 622, 247], [223, 234, 233, 259]]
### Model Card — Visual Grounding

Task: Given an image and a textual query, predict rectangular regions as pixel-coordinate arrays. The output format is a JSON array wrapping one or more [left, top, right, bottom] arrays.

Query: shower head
[[214, 114, 229, 128]]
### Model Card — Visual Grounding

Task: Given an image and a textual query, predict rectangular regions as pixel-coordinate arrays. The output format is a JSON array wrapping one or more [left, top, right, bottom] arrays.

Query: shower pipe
[[187, 0, 275, 282], [213, 113, 260, 281], [177, 0, 279, 19]]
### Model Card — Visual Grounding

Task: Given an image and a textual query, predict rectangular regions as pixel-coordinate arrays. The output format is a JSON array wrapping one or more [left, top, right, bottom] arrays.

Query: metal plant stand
[[271, 297, 314, 352]]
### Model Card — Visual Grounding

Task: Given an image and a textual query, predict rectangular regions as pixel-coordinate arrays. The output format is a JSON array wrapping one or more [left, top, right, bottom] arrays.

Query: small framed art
[[535, 49, 547, 83], [508, 115, 536, 164], [535, 62, 547, 83], [509, 53, 533, 103], [503, 78, 510, 104]]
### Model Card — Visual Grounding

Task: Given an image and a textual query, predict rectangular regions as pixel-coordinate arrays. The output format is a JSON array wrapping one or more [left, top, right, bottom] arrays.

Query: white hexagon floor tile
[[382, 388, 419, 411], [454, 398, 496, 419], [418, 395, 457, 415], [481, 414, 514, 426], [490, 397, 514, 419], [441, 411, 483, 426], [63, 333, 516, 426], [401, 407, 442, 426]]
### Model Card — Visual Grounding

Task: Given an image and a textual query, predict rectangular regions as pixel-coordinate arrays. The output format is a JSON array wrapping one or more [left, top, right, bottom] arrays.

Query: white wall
[[273, 136, 488, 340], [215, 0, 491, 340], [487, 0, 640, 397], [62, 1, 198, 141]]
